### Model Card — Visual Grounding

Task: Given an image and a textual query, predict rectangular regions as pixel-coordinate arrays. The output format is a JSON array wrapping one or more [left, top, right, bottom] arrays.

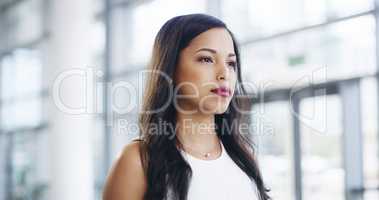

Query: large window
[[361, 77, 379, 199], [0, 49, 47, 200], [221, 0, 374, 41], [252, 101, 295, 199], [0, 0, 47, 199], [220, 0, 379, 199], [0, 0, 44, 50], [1, 50, 43, 129], [300, 95, 344, 200], [240, 15, 375, 89], [109, 0, 208, 75]]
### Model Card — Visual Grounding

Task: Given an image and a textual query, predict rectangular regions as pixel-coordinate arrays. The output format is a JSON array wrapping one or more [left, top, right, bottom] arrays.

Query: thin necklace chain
[[178, 139, 222, 158]]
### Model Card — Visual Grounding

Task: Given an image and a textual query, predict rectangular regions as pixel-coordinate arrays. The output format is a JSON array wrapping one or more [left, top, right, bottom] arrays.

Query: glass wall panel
[[240, 15, 376, 89], [221, 0, 374, 41], [252, 101, 295, 200], [300, 95, 344, 200]]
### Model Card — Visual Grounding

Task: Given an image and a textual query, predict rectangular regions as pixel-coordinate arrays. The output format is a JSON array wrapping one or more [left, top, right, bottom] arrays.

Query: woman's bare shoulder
[[102, 140, 147, 200]]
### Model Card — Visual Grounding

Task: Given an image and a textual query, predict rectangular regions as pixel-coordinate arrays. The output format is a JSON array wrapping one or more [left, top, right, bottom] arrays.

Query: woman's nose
[[216, 62, 230, 81], [217, 74, 225, 81]]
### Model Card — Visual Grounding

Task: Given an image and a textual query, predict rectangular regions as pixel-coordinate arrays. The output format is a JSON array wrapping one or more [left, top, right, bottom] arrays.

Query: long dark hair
[[137, 13, 271, 200]]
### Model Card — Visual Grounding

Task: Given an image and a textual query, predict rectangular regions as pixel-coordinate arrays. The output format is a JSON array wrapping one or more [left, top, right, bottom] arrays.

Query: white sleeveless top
[[174, 141, 260, 200]]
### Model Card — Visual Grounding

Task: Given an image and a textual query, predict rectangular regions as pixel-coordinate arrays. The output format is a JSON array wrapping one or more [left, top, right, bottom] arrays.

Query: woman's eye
[[198, 57, 213, 63], [228, 61, 237, 69]]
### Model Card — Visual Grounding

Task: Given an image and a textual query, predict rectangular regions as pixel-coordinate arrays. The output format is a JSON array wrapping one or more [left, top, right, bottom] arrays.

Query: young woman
[[103, 13, 271, 200]]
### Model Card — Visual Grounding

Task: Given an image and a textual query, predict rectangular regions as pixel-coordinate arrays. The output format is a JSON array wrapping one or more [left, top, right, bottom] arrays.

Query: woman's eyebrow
[[195, 47, 236, 57]]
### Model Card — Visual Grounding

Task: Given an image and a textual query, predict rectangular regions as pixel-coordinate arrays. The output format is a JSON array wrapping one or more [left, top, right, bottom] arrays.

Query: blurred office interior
[[0, 0, 378, 199]]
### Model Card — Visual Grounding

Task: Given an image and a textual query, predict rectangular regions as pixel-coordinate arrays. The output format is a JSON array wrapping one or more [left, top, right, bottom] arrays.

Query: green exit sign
[[288, 55, 306, 66]]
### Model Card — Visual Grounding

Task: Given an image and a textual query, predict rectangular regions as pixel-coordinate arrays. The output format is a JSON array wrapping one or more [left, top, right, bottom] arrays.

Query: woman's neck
[[175, 112, 220, 152]]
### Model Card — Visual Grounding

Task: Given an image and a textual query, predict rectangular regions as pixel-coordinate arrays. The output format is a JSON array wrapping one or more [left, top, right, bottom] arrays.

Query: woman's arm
[[103, 141, 147, 200]]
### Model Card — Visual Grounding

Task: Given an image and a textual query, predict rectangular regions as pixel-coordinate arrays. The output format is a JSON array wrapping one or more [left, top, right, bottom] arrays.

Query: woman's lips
[[210, 87, 231, 97]]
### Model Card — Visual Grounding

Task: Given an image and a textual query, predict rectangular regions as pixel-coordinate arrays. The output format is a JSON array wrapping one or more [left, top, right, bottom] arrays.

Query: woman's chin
[[214, 107, 229, 114], [198, 105, 229, 114]]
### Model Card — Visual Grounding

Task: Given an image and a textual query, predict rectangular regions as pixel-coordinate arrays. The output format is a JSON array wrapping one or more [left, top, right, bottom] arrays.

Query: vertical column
[[291, 96, 303, 200], [42, 0, 95, 199], [338, 80, 364, 200], [103, 0, 112, 185], [0, 43, 4, 200], [375, 0, 379, 192], [0, 133, 6, 200], [107, 5, 135, 165], [4, 133, 13, 200]]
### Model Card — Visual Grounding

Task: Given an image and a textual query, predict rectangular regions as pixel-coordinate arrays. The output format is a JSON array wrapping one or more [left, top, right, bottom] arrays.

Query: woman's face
[[174, 28, 237, 114]]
